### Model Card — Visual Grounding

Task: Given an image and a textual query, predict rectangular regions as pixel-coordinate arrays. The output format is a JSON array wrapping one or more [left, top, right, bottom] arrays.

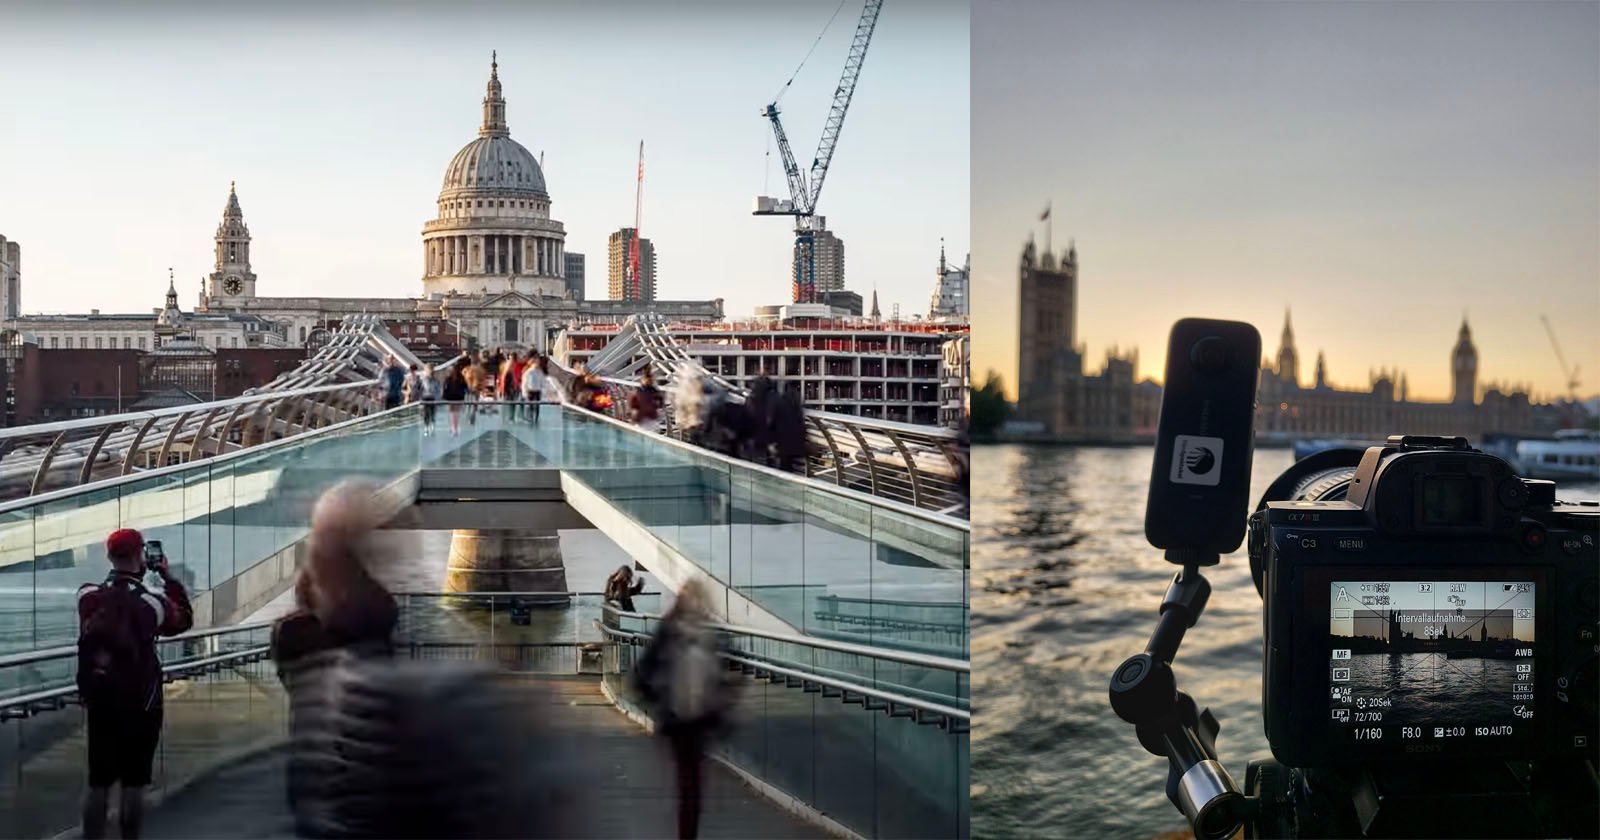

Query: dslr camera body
[[1245, 435, 1598, 837]]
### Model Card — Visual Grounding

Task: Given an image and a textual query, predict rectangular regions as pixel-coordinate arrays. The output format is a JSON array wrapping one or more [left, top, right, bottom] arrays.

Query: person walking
[[418, 364, 440, 435], [379, 355, 406, 411], [76, 530, 194, 840], [402, 364, 424, 405], [629, 372, 664, 434], [634, 581, 734, 840], [603, 564, 646, 613], [501, 352, 527, 422], [277, 482, 597, 839], [464, 352, 489, 425], [521, 355, 549, 425], [442, 364, 469, 436]]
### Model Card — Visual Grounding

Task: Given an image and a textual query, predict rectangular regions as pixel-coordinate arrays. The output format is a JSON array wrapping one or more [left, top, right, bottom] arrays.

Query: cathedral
[[2, 56, 720, 357]]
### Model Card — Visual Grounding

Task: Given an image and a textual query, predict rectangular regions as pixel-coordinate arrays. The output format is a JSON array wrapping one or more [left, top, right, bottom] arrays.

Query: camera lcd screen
[[1327, 580, 1536, 748], [1419, 476, 1481, 526]]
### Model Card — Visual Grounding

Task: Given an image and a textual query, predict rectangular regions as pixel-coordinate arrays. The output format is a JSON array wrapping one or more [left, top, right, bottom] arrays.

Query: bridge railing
[[0, 316, 464, 505], [599, 604, 969, 839], [553, 313, 970, 517]]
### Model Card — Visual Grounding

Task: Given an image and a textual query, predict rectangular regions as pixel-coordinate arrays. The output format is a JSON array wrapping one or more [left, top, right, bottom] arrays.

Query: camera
[[1250, 436, 1597, 768], [143, 539, 164, 572]]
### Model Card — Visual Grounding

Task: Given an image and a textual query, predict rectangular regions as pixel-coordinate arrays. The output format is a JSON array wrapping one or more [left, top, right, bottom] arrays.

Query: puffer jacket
[[280, 649, 595, 838]]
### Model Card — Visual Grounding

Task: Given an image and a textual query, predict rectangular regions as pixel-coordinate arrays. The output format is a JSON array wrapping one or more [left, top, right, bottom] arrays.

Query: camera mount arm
[[1110, 556, 1251, 840]]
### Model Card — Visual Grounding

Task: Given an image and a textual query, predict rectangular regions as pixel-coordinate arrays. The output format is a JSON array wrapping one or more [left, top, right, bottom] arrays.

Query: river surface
[[969, 444, 1600, 839]]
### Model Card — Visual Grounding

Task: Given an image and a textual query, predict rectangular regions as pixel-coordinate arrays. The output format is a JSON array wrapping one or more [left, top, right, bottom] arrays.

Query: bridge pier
[[445, 528, 568, 601]]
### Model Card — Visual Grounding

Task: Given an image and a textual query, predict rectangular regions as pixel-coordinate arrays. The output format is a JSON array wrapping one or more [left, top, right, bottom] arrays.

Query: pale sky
[[973, 0, 1599, 403], [1, 0, 968, 323]]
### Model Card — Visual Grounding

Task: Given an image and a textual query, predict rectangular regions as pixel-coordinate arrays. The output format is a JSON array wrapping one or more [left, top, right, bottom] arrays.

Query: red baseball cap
[[106, 528, 144, 558]]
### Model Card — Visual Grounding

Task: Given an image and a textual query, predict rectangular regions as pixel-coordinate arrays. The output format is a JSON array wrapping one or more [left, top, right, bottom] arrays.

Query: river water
[[969, 444, 1600, 839]]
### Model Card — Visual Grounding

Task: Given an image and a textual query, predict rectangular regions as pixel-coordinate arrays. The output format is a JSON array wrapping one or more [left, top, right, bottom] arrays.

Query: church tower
[[1276, 308, 1299, 387], [1451, 317, 1477, 405], [1314, 350, 1327, 389], [208, 182, 257, 302]]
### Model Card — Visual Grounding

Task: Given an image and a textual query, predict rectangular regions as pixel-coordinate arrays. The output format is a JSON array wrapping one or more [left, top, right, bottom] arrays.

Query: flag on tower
[[1040, 203, 1051, 221]]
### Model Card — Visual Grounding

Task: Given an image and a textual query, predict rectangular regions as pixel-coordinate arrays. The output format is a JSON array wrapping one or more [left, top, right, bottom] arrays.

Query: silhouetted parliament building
[[1013, 237, 1556, 443]]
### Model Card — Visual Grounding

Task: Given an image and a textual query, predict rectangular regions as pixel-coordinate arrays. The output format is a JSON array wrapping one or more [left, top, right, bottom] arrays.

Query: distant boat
[[1516, 430, 1600, 482]]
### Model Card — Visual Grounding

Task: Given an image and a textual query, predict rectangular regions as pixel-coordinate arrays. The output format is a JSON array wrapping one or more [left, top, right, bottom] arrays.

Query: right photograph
[[969, 2, 1600, 839]]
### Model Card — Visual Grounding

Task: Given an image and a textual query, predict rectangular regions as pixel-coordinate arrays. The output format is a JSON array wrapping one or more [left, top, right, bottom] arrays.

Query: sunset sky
[[973, 0, 1599, 403]]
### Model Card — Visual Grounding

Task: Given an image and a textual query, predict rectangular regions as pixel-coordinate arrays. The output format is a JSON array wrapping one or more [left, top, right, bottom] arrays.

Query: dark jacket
[[281, 651, 593, 838], [634, 618, 734, 737], [76, 569, 193, 711]]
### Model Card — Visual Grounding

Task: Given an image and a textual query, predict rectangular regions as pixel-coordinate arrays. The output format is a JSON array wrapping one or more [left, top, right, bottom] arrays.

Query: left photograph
[[0, 2, 971, 838]]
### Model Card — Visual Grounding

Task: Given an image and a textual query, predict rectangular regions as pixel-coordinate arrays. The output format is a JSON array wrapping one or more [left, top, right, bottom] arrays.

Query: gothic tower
[[1276, 308, 1299, 386], [1451, 317, 1478, 405], [1314, 350, 1327, 389], [208, 182, 257, 301]]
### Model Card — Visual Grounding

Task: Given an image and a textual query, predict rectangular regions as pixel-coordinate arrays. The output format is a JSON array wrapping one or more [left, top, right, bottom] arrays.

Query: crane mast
[[628, 140, 645, 301], [753, 0, 884, 304], [1540, 314, 1581, 399]]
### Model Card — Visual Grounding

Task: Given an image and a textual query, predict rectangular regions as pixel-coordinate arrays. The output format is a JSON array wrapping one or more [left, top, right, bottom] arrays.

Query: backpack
[[77, 579, 158, 711]]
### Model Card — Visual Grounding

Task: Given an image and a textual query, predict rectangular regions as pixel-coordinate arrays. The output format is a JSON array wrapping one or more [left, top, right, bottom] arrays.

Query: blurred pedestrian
[[521, 354, 549, 425], [417, 364, 441, 435], [635, 580, 733, 840], [674, 369, 707, 443], [77, 530, 193, 840], [630, 371, 664, 434], [277, 483, 594, 838], [772, 387, 807, 474], [443, 364, 469, 436], [380, 355, 406, 410], [464, 352, 489, 424]]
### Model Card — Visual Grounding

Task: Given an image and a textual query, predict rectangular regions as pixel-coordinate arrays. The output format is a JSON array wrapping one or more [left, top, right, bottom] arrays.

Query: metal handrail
[[559, 401, 970, 532], [0, 380, 379, 446], [602, 604, 968, 673], [0, 644, 272, 718], [0, 400, 415, 515], [0, 619, 274, 670], [596, 623, 968, 724]]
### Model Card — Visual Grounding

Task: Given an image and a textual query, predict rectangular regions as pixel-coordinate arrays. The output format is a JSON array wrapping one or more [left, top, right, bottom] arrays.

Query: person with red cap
[[76, 528, 193, 840]]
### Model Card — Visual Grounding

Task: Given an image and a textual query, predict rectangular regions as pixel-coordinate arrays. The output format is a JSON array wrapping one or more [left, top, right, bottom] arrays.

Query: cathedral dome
[[440, 135, 546, 198], [438, 54, 546, 200]]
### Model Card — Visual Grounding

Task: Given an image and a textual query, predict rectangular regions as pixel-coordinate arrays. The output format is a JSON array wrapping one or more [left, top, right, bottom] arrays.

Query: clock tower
[[207, 181, 257, 301], [1451, 316, 1477, 406]]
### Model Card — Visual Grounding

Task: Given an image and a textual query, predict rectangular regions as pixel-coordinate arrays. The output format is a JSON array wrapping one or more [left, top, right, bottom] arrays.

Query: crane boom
[[762, 105, 809, 214], [1540, 314, 1582, 398], [807, 0, 882, 210]]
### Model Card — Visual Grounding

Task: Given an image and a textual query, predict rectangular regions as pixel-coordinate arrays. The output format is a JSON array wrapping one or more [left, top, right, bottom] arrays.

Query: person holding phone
[[75, 529, 193, 839]]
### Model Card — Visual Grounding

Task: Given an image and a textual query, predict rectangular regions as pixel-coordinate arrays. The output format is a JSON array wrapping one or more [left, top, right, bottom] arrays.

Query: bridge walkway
[[68, 676, 824, 840]]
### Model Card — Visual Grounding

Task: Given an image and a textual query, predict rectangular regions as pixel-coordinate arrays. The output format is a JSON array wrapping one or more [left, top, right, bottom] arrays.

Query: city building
[[1255, 312, 1556, 441], [1012, 237, 1142, 442], [564, 252, 585, 301], [928, 242, 969, 321], [554, 317, 967, 425], [940, 334, 969, 429], [820, 290, 863, 317], [0, 235, 19, 320], [0, 333, 306, 425], [809, 217, 845, 294], [607, 228, 657, 303]]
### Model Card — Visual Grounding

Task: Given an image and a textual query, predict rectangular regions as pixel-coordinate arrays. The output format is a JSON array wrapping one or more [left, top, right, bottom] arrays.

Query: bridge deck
[[133, 676, 827, 840]]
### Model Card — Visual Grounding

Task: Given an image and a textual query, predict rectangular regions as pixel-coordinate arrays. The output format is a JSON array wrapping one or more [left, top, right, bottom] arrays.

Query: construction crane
[[1540, 314, 1581, 400], [753, 0, 884, 304], [626, 140, 646, 301]]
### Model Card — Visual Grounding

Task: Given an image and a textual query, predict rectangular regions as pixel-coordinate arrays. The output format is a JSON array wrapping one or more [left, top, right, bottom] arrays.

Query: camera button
[[1334, 537, 1366, 552], [1520, 526, 1547, 552], [1299, 537, 1318, 551], [1576, 735, 1589, 748]]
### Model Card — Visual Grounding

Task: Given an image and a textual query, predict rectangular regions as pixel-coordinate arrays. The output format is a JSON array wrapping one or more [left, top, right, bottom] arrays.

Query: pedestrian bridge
[[0, 395, 970, 837]]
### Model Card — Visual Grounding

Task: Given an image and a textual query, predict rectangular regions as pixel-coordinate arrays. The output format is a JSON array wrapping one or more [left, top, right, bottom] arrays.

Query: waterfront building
[[555, 317, 964, 425], [1013, 237, 1142, 442], [0, 236, 19, 320], [1256, 312, 1555, 441], [607, 228, 657, 303]]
